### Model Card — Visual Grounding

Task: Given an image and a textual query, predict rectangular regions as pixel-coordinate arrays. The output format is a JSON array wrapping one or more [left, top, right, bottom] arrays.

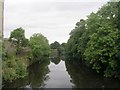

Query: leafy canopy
[[29, 33, 50, 63]]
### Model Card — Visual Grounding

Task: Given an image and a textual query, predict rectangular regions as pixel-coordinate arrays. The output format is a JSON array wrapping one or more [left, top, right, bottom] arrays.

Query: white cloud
[[4, 0, 109, 44]]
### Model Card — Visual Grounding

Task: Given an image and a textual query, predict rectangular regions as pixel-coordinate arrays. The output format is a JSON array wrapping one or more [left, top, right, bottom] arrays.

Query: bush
[[2, 58, 28, 82]]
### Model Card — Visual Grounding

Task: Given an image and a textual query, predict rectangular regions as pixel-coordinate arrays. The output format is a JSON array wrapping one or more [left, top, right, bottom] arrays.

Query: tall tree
[[66, 1, 120, 79], [29, 33, 50, 63], [10, 27, 25, 55]]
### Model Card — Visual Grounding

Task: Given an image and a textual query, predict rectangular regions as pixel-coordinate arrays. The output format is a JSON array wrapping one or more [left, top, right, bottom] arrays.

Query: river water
[[2, 59, 120, 89], [41, 61, 74, 88]]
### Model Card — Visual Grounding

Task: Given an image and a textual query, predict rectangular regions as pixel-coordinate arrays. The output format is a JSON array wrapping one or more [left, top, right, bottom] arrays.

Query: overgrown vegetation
[[9, 28, 29, 55], [66, 1, 120, 79], [2, 39, 28, 82], [2, 58, 28, 82], [2, 29, 50, 82]]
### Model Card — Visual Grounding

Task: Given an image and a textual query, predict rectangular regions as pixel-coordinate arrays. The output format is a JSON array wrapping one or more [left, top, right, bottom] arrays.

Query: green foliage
[[29, 33, 50, 63], [3, 68, 17, 82], [50, 41, 60, 49], [10, 27, 25, 41], [2, 27, 29, 82], [2, 29, 50, 83], [84, 27, 120, 75], [9, 27, 26, 55], [21, 38, 29, 47], [16, 59, 27, 78], [2, 58, 28, 82], [50, 41, 61, 55], [60, 43, 66, 56], [66, 19, 86, 60], [50, 49, 58, 57], [66, 1, 120, 79]]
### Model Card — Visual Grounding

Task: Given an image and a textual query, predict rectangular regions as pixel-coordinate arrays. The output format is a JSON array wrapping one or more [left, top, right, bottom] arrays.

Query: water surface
[[42, 60, 74, 88], [2, 59, 120, 89]]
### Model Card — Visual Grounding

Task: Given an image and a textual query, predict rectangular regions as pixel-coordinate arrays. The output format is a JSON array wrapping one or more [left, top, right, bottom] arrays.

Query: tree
[[66, 1, 120, 79], [29, 33, 50, 63], [21, 38, 29, 47], [50, 41, 61, 55], [66, 19, 86, 60], [10, 27, 25, 55], [84, 2, 120, 77], [60, 43, 66, 56], [50, 41, 60, 49]]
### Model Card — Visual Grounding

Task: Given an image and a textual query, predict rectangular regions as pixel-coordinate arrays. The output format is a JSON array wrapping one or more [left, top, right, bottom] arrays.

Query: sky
[[4, 0, 109, 44]]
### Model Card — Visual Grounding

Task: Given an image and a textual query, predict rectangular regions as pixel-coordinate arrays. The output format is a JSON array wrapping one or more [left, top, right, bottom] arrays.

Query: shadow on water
[[65, 60, 120, 88]]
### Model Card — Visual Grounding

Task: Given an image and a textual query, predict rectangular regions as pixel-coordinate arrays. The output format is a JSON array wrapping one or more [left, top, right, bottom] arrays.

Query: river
[[2, 58, 120, 89]]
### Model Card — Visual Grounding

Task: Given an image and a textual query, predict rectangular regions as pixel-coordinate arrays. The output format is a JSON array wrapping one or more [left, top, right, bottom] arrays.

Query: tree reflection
[[28, 59, 50, 87], [65, 60, 120, 88], [3, 59, 50, 88], [50, 57, 61, 65]]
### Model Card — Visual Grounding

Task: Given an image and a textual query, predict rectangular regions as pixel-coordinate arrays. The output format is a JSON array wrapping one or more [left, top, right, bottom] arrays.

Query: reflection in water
[[2, 58, 120, 89], [3, 59, 50, 89], [27, 59, 50, 88], [65, 60, 120, 88], [50, 57, 61, 65], [42, 60, 74, 88]]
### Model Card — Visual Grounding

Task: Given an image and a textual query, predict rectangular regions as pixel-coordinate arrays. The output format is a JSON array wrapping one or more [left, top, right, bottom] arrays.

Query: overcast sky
[[4, 0, 109, 44]]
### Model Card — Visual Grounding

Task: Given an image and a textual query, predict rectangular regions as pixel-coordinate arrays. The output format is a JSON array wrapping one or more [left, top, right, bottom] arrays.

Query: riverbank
[[2, 39, 29, 83], [2, 32, 50, 86]]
